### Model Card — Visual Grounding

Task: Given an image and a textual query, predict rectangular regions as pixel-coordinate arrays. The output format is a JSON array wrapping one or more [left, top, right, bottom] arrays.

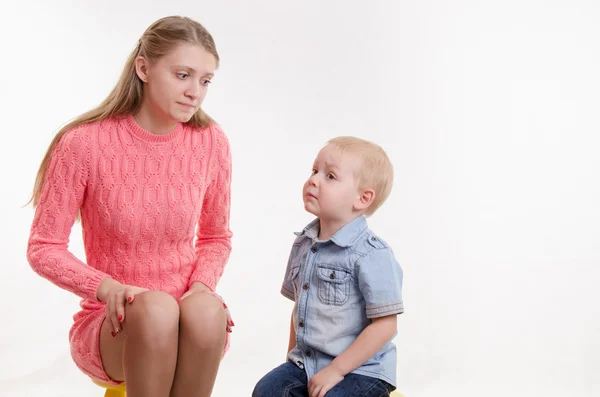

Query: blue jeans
[[253, 362, 395, 397]]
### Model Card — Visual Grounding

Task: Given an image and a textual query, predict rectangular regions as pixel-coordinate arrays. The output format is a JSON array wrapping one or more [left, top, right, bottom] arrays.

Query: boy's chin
[[303, 203, 319, 217]]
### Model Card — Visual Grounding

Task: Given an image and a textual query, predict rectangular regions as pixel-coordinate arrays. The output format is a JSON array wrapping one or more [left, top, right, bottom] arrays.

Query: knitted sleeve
[[27, 125, 109, 301], [187, 124, 233, 291]]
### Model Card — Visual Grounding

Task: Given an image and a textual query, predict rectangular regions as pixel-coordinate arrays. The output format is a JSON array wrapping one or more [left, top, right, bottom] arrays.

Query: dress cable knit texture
[[26, 114, 232, 382]]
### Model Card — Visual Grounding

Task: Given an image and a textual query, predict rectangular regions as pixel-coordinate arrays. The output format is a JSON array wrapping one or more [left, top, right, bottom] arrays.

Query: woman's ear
[[135, 56, 149, 82]]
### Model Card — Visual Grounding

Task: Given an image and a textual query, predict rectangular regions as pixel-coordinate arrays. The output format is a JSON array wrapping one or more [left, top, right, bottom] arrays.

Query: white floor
[[1, 350, 595, 397]]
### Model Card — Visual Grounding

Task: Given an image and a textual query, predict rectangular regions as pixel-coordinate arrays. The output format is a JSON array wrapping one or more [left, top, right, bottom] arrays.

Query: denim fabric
[[281, 216, 404, 387], [252, 362, 395, 397]]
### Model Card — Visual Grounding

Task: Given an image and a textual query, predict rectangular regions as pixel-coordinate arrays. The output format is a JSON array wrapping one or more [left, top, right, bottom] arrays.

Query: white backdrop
[[1, 1, 598, 396]]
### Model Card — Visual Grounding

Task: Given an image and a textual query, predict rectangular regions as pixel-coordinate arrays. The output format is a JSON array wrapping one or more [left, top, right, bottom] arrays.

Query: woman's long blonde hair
[[29, 16, 219, 208]]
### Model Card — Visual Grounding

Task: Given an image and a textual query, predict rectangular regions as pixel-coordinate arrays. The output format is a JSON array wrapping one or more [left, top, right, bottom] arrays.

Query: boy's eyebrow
[[324, 161, 340, 170]]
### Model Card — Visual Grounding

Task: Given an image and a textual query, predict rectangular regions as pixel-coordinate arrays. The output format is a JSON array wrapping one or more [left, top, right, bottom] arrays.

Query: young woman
[[27, 16, 234, 397]]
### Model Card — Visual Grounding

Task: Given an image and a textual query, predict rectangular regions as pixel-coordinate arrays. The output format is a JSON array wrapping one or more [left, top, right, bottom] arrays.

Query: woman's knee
[[179, 292, 226, 346], [125, 290, 179, 342]]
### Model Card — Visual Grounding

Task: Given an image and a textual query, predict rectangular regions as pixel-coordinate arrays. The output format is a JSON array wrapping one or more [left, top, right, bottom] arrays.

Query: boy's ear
[[354, 188, 375, 212]]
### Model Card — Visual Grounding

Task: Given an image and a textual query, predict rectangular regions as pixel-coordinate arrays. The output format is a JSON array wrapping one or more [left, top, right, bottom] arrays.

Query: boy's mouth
[[306, 192, 318, 200]]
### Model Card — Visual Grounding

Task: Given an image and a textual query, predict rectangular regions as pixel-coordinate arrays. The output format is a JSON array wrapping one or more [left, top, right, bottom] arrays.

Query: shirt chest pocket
[[316, 265, 352, 306]]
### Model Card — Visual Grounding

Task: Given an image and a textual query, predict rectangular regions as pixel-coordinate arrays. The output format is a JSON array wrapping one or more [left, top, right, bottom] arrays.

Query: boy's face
[[303, 144, 363, 223]]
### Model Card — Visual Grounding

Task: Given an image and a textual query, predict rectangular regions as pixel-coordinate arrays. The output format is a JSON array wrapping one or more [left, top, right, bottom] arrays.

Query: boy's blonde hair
[[327, 136, 394, 216]]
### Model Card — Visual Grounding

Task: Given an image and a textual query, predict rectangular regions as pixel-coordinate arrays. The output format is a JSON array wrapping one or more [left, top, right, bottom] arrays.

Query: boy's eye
[[201, 79, 212, 86], [327, 173, 336, 180], [311, 169, 318, 175], [177, 72, 189, 79]]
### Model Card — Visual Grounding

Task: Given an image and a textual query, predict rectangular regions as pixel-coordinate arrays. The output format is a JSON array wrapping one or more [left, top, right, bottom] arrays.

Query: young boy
[[253, 137, 404, 397]]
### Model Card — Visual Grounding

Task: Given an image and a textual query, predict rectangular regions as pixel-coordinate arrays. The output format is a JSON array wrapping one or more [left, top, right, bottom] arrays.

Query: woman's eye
[[177, 73, 189, 79]]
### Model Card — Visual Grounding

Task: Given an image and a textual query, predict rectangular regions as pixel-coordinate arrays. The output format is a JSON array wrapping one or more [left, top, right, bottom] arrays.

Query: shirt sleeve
[[281, 241, 302, 301], [27, 125, 110, 301], [356, 246, 404, 318], [187, 124, 233, 291]]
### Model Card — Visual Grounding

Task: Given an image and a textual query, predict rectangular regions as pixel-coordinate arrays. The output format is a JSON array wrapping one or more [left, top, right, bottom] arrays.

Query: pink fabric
[[27, 115, 233, 382]]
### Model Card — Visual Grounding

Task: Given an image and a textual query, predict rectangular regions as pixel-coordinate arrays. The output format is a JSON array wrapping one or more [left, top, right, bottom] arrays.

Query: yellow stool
[[92, 379, 127, 397]]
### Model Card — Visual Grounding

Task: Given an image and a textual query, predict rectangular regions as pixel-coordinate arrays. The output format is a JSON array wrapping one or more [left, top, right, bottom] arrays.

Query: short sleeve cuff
[[366, 301, 404, 318], [281, 285, 295, 301]]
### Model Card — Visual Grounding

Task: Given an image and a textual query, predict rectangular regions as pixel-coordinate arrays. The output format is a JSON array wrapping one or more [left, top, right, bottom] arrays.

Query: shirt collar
[[294, 215, 367, 247]]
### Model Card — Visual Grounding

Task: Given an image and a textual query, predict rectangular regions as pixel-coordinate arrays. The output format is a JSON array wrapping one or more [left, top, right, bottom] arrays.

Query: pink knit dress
[[27, 115, 232, 383]]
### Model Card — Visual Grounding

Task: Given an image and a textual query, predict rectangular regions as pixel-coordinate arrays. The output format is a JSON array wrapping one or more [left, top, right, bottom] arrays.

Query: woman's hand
[[180, 281, 212, 299], [97, 278, 148, 336], [181, 282, 235, 333]]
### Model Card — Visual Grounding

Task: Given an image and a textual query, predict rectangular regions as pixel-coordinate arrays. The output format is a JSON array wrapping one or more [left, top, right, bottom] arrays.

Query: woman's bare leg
[[99, 290, 180, 397], [169, 292, 227, 397]]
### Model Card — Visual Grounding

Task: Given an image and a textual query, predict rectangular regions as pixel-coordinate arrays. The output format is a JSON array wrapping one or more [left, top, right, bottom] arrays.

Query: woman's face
[[137, 42, 217, 125]]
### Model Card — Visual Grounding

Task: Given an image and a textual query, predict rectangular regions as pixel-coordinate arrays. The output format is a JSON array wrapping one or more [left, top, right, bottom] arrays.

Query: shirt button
[[311, 246, 317, 253], [371, 236, 377, 241], [305, 350, 311, 357], [299, 321, 304, 327], [303, 283, 309, 291], [329, 272, 335, 279]]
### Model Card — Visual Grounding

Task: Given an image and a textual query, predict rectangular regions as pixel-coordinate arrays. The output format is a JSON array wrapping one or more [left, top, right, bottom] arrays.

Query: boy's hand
[[308, 365, 344, 397]]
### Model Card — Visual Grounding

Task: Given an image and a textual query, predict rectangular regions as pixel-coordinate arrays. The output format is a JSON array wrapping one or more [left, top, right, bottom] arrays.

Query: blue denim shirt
[[281, 215, 404, 387]]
